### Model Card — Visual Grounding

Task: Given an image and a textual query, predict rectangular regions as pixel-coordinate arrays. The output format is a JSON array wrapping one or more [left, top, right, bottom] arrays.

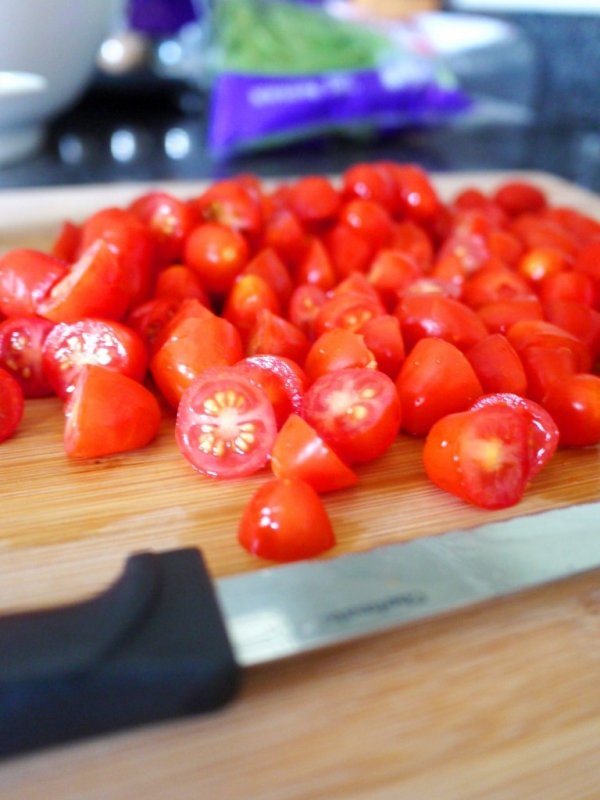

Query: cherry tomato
[[517, 246, 567, 284], [222, 273, 281, 342], [125, 297, 181, 354], [301, 367, 401, 465], [423, 404, 531, 509], [396, 293, 487, 353], [238, 477, 335, 562], [388, 221, 433, 272], [338, 199, 393, 250], [304, 328, 376, 384], [234, 355, 307, 429], [295, 237, 336, 291], [538, 270, 597, 308], [154, 265, 210, 305], [0, 366, 25, 443], [129, 191, 195, 265], [242, 247, 294, 307], [396, 337, 482, 437], [465, 334, 527, 397], [51, 220, 81, 262], [542, 374, 600, 447], [0, 249, 68, 317], [175, 366, 277, 478], [461, 266, 533, 309], [383, 163, 440, 223], [477, 298, 544, 335], [367, 250, 421, 311], [287, 284, 327, 340], [323, 223, 374, 278], [261, 208, 307, 269], [493, 181, 547, 216], [184, 222, 249, 295], [314, 291, 384, 338], [42, 318, 148, 399], [64, 365, 161, 459], [287, 175, 340, 228], [471, 392, 559, 477], [190, 178, 262, 241], [357, 314, 405, 380], [270, 413, 358, 493], [37, 241, 130, 323], [573, 241, 600, 283], [507, 319, 592, 373], [0, 315, 55, 397], [543, 300, 600, 360], [246, 308, 310, 365], [342, 162, 396, 212]]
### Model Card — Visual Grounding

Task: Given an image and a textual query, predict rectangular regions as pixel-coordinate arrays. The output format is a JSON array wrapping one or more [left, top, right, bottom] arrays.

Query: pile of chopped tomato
[[1, 166, 600, 561]]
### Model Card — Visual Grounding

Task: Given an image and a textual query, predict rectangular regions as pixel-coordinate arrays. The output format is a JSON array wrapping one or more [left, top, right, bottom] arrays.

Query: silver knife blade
[[216, 501, 600, 667]]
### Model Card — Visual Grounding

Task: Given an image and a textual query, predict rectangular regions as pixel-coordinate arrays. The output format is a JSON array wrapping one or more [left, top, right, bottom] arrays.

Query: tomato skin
[[51, 221, 81, 263], [465, 334, 527, 397], [477, 298, 544, 335], [384, 163, 440, 223], [493, 181, 547, 217], [573, 241, 600, 283], [271, 413, 358, 492], [538, 270, 598, 308], [396, 293, 487, 353], [396, 337, 483, 437], [301, 367, 401, 465], [150, 311, 243, 408], [389, 221, 434, 272], [287, 175, 340, 228], [42, 318, 149, 400], [246, 309, 310, 365], [190, 179, 262, 240], [461, 266, 533, 309], [222, 273, 281, 342], [423, 405, 531, 510], [175, 366, 277, 478], [367, 250, 421, 311], [542, 374, 600, 447], [342, 162, 396, 212], [339, 199, 393, 250], [0, 315, 55, 398], [471, 392, 558, 477], [242, 247, 294, 307], [238, 478, 335, 562], [517, 246, 567, 284], [261, 208, 307, 269], [304, 328, 376, 384], [0, 367, 25, 443], [125, 297, 181, 354], [0, 249, 68, 317], [507, 319, 592, 374], [314, 291, 384, 338], [37, 241, 131, 323], [129, 191, 195, 265], [357, 314, 405, 380], [543, 300, 600, 360], [154, 265, 210, 305], [234, 355, 307, 429], [295, 237, 336, 291], [184, 222, 249, 295], [287, 284, 327, 340], [64, 365, 161, 459], [323, 223, 374, 278]]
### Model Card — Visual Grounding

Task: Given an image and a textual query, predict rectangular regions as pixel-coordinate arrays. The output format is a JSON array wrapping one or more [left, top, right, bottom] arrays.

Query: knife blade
[[1, 500, 599, 758]]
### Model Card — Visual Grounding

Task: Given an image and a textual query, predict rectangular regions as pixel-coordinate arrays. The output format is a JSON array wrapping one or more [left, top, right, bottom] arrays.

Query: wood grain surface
[[1, 172, 600, 798]]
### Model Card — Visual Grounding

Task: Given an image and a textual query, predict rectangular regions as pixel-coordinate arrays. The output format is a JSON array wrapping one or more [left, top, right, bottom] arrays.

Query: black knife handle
[[0, 548, 240, 758]]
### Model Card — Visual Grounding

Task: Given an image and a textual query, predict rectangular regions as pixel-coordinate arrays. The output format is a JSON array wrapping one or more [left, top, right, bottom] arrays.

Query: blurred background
[[0, 0, 599, 191]]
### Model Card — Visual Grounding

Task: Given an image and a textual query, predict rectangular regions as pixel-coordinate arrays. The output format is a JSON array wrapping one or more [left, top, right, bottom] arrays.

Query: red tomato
[[51, 220, 81, 262], [295, 237, 336, 291], [314, 291, 384, 338], [154, 265, 210, 305], [42, 318, 148, 399], [331, 271, 381, 303], [0, 249, 68, 317], [270, 413, 358, 492], [184, 222, 249, 295], [507, 319, 592, 373], [150, 310, 243, 408], [261, 208, 307, 269], [477, 298, 544, 335], [301, 367, 401, 465], [79, 207, 156, 307], [517, 246, 567, 284], [64, 365, 161, 459], [190, 179, 262, 241], [242, 247, 294, 307], [396, 293, 487, 353], [323, 223, 374, 278], [542, 374, 600, 447], [304, 328, 376, 384], [510, 214, 577, 258], [0, 367, 25, 443], [287, 284, 327, 340], [246, 309, 310, 365], [423, 405, 531, 509], [175, 367, 277, 478], [396, 337, 483, 437], [357, 314, 405, 380], [342, 162, 396, 211], [234, 355, 306, 429], [573, 241, 600, 283], [461, 266, 533, 309], [238, 478, 335, 562], [471, 392, 559, 477], [0, 315, 55, 397], [222, 273, 281, 342], [538, 270, 597, 308], [367, 250, 421, 311], [383, 163, 440, 223], [388, 221, 433, 272], [37, 241, 130, 323], [339, 199, 393, 250], [493, 181, 547, 217], [125, 297, 181, 354], [287, 175, 340, 227], [543, 300, 600, 360], [129, 191, 195, 265], [465, 334, 527, 397]]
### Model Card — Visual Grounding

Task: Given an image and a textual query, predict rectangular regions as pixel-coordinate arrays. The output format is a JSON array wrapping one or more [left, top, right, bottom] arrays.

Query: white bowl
[[0, 0, 118, 166]]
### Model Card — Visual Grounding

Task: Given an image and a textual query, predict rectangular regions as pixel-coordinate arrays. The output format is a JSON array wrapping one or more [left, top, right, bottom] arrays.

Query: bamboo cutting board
[[2, 171, 600, 799]]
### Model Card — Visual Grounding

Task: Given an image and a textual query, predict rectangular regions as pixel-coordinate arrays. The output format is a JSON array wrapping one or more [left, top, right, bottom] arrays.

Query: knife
[[1, 500, 599, 759]]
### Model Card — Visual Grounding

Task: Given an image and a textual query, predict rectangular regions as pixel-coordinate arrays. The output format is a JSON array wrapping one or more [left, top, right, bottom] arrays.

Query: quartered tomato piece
[[339, 199, 394, 250], [287, 284, 327, 340], [324, 223, 374, 278], [302, 367, 401, 465], [465, 334, 528, 397], [357, 314, 405, 380], [64, 365, 161, 459], [154, 265, 210, 305], [471, 392, 559, 477], [396, 293, 487, 353], [367, 249, 421, 311], [246, 309, 310, 365], [0, 249, 68, 317], [238, 478, 335, 562], [51, 220, 81, 263], [235, 355, 306, 429], [424, 405, 531, 509], [295, 237, 336, 291], [222, 273, 281, 342], [303, 328, 376, 385], [271, 414, 358, 493], [42, 318, 148, 399], [541, 374, 600, 447], [0, 315, 55, 397], [125, 297, 181, 354], [175, 367, 277, 478], [0, 367, 25, 443], [242, 247, 294, 307]]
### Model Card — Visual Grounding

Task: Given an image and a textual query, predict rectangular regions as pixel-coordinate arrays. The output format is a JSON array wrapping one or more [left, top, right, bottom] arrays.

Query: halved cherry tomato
[[424, 404, 531, 509], [129, 191, 195, 265], [301, 367, 401, 465], [542, 374, 600, 447], [477, 297, 544, 335], [323, 223, 374, 278], [295, 237, 336, 291], [461, 266, 533, 309], [314, 291, 384, 338], [51, 220, 81, 262], [261, 208, 307, 269], [271, 414, 358, 492], [287, 284, 327, 341], [37, 241, 130, 323], [0, 249, 68, 317], [242, 247, 294, 307], [339, 199, 393, 251], [0, 315, 55, 397], [238, 477, 335, 562], [396, 337, 482, 437], [234, 355, 306, 429], [465, 334, 527, 397], [125, 297, 181, 354], [0, 366, 25, 443], [154, 265, 210, 305], [367, 250, 421, 311], [357, 314, 405, 380], [175, 366, 277, 478], [517, 246, 567, 284], [342, 162, 396, 212], [42, 318, 148, 399], [471, 392, 559, 477], [507, 319, 592, 373], [543, 300, 600, 360], [64, 365, 161, 459], [246, 309, 310, 365], [538, 270, 597, 308], [396, 293, 487, 353], [304, 328, 376, 384], [388, 221, 434, 271], [222, 273, 281, 342], [184, 222, 249, 295]]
